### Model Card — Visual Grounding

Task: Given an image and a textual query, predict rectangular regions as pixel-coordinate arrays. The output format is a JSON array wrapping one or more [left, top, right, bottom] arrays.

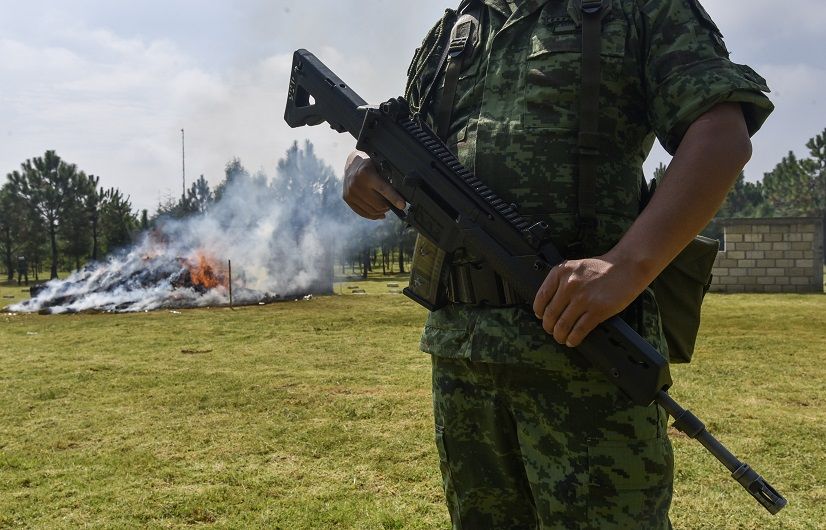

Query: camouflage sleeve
[[639, 0, 774, 155]]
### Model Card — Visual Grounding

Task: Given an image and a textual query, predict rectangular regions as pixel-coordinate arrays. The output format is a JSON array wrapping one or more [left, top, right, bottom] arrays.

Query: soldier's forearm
[[607, 102, 751, 286]]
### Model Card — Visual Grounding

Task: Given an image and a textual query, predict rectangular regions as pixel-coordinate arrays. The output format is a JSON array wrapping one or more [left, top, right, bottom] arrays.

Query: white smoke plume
[[10, 149, 358, 314]]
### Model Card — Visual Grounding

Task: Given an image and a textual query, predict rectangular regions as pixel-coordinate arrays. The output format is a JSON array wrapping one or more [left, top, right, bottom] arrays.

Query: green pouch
[[405, 235, 449, 310], [650, 236, 719, 363]]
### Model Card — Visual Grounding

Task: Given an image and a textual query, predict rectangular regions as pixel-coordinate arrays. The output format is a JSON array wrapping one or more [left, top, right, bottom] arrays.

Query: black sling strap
[[418, 0, 475, 123], [417, 13, 457, 121], [574, 0, 608, 248], [435, 2, 482, 140]]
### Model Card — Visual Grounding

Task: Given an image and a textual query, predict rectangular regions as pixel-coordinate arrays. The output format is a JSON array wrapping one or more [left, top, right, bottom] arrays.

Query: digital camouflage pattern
[[432, 354, 673, 529], [407, 0, 776, 371], [405, 0, 773, 527], [426, 290, 670, 529], [406, 0, 774, 282]]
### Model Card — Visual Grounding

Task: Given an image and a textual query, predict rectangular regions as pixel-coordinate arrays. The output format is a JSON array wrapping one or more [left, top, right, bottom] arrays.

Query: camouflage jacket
[[408, 0, 774, 367]]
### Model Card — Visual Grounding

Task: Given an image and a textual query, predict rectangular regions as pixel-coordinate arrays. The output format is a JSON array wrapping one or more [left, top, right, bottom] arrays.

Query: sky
[[0, 0, 824, 212]]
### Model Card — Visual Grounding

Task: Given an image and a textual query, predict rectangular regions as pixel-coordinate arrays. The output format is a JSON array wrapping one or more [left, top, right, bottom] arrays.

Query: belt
[[446, 262, 524, 306], [446, 262, 645, 331]]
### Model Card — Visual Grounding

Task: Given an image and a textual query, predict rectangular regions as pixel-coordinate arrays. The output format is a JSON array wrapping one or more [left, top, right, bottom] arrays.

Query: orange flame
[[186, 253, 227, 289]]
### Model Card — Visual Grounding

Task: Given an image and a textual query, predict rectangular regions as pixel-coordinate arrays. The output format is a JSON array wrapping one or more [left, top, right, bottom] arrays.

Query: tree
[[275, 141, 345, 293], [140, 209, 149, 231], [154, 194, 186, 220], [0, 183, 25, 281], [275, 141, 339, 230], [85, 175, 104, 261], [7, 151, 84, 278], [395, 217, 416, 274], [61, 172, 95, 271], [762, 151, 815, 216], [213, 157, 252, 203], [762, 129, 826, 218], [18, 206, 48, 282], [100, 188, 138, 253], [184, 175, 214, 214], [652, 162, 667, 182], [802, 128, 826, 217]]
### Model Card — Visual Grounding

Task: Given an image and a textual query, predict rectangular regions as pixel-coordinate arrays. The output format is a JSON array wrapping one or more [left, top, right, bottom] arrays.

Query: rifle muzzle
[[732, 463, 787, 514]]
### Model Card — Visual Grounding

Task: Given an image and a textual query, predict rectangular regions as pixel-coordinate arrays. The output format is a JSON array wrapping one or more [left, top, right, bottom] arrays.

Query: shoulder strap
[[573, 0, 608, 249], [435, 2, 483, 140], [416, 12, 457, 120]]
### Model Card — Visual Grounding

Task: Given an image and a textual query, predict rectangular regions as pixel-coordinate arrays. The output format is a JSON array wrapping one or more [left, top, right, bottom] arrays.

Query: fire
[[185, 253, 227, 290]]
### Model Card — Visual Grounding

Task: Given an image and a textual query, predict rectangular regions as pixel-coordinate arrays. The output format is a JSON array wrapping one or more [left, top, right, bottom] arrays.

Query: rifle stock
[[284, 48, 786, 515]]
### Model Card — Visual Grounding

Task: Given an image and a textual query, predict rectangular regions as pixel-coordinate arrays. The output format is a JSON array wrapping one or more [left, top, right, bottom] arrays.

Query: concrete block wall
[[710, 217, 824, 293]]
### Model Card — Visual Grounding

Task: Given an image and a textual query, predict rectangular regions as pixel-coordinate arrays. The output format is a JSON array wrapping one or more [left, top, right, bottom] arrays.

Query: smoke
[[10, 154, 359, 314]]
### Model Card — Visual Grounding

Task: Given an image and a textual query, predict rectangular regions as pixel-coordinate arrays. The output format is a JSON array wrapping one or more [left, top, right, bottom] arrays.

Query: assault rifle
[[284, 49, 787, 515]]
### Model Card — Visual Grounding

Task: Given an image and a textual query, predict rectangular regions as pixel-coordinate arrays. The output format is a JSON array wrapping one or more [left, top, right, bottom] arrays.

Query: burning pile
[[8, 166, 347, 314], [174, 253, 227, 292], [13, 239, 267, 314]]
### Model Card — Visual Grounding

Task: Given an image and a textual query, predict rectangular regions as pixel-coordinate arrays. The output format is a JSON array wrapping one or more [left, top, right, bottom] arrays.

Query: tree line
[[2, 128, 822, 284], [150, 142, 416, 283], [0, 142, 416, 286], [1, 151, 139, 282]]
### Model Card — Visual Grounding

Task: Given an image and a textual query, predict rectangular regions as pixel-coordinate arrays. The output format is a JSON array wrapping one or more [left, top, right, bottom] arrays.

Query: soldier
[[16, 256, 28, 286], [343, 0, 773, 528]]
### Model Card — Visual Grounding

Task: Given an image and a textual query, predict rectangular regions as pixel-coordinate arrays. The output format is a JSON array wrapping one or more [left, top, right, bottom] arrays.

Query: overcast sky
[[1, 0, 823, 212]]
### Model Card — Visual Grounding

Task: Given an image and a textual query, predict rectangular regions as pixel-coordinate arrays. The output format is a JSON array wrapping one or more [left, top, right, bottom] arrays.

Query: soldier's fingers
[[552, 304, 585, 346], [564, 312, 598, 348], [355, 162, 405, 210], [347, 196, 386, 220], [350, 193, 389, 216], [533, 263, 563, 319], [539, 264, 572, 334], [374, 179, 406, 210], [361, 196, 392, 217], [350, 205, 384, 220], [541, 284, 570, 337]]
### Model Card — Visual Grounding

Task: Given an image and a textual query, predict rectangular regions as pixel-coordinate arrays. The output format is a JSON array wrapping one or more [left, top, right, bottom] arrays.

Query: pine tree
[[0, 183, 25, 281], [100, 188, 138, 253], [60, 172, 95, 271], [7, 151, 83, 278], [184, 175, 214, 214], [275, 141, 345, 294]]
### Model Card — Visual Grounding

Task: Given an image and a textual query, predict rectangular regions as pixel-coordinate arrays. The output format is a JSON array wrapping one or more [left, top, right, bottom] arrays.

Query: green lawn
[[1, 278, 824, 529], [1, 282, 34, 307]]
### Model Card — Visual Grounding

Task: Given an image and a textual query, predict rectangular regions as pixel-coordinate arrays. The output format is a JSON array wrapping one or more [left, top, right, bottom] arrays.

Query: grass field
[[1, 275, 824, 529]]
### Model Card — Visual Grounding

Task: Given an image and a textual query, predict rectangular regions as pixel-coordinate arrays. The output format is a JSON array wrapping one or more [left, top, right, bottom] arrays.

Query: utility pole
[[181, 128, 186, 199]]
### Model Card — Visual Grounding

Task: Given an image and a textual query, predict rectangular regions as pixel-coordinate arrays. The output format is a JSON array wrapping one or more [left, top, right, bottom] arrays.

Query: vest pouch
[[405, 235, 449, 311], [650, 235, 719, 363]]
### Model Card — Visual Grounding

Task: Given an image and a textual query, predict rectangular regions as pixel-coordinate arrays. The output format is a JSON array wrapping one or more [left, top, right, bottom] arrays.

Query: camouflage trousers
[[431, 355, 673, 530]]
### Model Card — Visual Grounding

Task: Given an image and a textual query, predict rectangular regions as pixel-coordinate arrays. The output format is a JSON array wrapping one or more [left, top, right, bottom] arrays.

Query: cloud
[[0, 26, 280, 210], [1, 0, 823, 210], [705, 0, 826, 39], [0, 10, 415, 212], [746, 62, 826, 176], [0, 29, 205, 206], [760, 63, 826, 102]]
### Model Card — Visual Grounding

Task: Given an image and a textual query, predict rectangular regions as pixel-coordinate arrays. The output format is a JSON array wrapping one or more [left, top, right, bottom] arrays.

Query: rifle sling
[[435, 3, 482, 140], [575, 0, 607, 248]]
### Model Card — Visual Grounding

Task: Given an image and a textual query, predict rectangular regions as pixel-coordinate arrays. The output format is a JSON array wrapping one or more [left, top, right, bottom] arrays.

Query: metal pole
[[181, 128, 186, 198], [228, 259, 233, 309]]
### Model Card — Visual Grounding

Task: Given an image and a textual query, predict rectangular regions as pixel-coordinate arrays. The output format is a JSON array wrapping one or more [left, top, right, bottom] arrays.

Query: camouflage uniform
[[405, 0, 773, 528]]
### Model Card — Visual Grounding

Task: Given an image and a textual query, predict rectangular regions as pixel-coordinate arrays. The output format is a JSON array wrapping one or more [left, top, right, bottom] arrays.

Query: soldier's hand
[[532, 256, 647, 348], [343, 150, 406, 220]]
